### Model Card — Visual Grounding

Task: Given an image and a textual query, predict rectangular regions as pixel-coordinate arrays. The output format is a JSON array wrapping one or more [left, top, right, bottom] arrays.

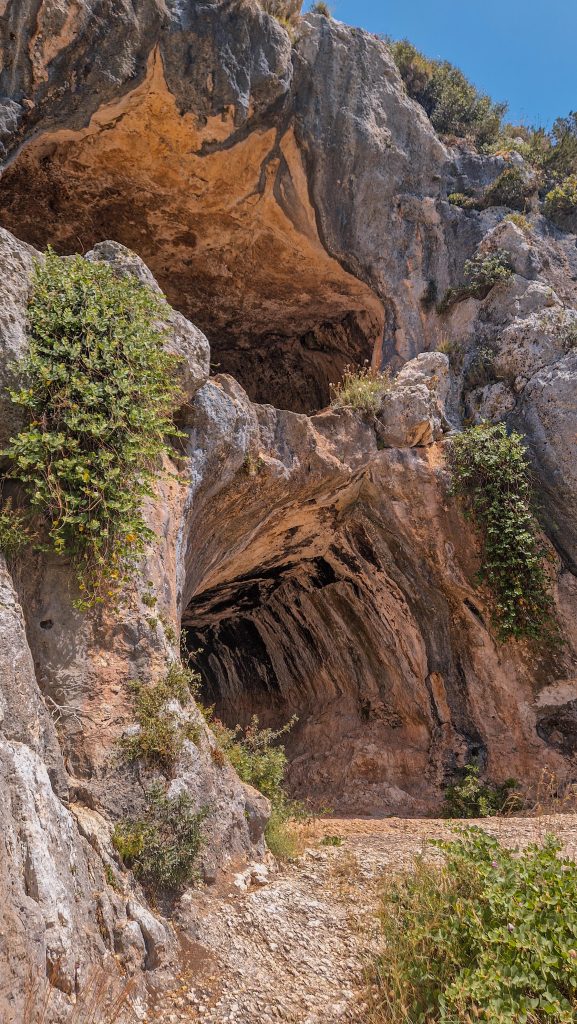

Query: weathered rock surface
[[0, 1, 577, 1018], [0, 2, 514, 410]]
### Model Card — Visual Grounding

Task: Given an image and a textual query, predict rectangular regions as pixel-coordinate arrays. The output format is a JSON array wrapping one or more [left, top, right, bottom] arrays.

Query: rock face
[[0, 2, 577, 1018]]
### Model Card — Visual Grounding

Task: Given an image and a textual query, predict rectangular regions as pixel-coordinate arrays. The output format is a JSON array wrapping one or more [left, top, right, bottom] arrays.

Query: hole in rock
[[0, 53, 384, 412]]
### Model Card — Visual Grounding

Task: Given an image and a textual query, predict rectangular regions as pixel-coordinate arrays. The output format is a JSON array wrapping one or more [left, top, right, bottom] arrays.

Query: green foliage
[[483, 167, 533, 211], [320, 834, 343, 847], [210, 713, 304, 859], [450, 423, 554, 641], [544, 174, 577, 228], [121, 663, 201, 771], [213, 715, 293, 801], [2, 251, 183, 607], [388, 39, 506, 148], [103, 863, 121, 891], [330, 364, 391, 414], [443, 764, 521, 819], [372, 828, 577, 1023], [437, 251, 513, 313], [112, 784, 206, 892], [447, 191, 478, 210], [505, 211, 533, 235], [463, 249, 513, 293], [0, 498, 34, 558]]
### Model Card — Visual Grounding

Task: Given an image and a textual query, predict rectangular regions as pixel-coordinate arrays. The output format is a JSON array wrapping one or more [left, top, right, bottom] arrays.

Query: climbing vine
[[2, 251, 183, 607], [449, 423, 555, 642]]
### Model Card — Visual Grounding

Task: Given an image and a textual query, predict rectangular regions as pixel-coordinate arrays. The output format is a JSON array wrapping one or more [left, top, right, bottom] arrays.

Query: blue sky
[[303, 0, 576, 129]]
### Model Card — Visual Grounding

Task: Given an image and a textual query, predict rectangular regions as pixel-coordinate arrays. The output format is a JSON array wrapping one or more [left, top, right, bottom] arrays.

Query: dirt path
[[153, 814, 577, 1024]]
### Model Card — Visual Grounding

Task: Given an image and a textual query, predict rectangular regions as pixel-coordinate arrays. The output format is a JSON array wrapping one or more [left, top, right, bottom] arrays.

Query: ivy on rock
[[449, 423, 555, 642]]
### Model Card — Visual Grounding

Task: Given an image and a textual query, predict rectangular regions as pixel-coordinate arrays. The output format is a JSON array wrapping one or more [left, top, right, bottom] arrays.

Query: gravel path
[[152, 813, 577, 1024]]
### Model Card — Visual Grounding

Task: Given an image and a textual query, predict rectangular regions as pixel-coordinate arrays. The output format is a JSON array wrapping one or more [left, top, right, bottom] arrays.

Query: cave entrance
[[181, 555, 350, 808], [180, 510, 437, 818], [0, 50, 384, 412]]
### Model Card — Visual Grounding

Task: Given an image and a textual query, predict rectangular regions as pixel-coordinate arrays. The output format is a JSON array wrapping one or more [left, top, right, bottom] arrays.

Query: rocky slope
[[0, 1, 577, 1019]]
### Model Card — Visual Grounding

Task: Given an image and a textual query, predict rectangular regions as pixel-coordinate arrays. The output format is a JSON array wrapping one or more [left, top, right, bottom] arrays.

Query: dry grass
[[330, 364, 391, 414], [23, 967, 138, 1024], [524, 767, 577, 818]]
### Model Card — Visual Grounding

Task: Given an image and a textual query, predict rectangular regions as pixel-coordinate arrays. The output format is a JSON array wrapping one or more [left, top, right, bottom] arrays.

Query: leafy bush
[[0, 498, 34, 558], [330, 364, 391, 414], [463, 249, 513, 293], [372, 829, 577, 1023], [2, 251, 183, 607], [121, 663, 201, 771], [505, 211, 533, 235], [388, 39, 506, 148], [450, 423, 554, 641], [320, 834, 343, 847], [210, 713, 304, 859], [544, 174, 577, 228], [447, 191, 478, 210], [437, 250, 512, 313], [112, 784, 206, 891], [444, 763, 521, 818], [483, 166, 533, 211]]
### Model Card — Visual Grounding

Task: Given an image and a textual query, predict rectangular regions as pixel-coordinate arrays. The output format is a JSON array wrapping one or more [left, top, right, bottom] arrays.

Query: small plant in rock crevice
[[544, 174, 577, 228], [371, 828, 577, 1023], [112, 783, 206, 892], [121, 663, 202, 772], [205, 708, 305, 859], [2, 250, 184, 609], [0, 497, 35, 559], [449, 423, 555, 642], [443, 763, 522, 819], [330, 364, 391, 415], [482, 166, 533, 211], [505, 211, 533, 235], [437, 250, 513, 314]]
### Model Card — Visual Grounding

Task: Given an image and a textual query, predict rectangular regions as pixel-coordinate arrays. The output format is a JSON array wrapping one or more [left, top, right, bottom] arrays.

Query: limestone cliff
[[0, 2, 577, 1020]]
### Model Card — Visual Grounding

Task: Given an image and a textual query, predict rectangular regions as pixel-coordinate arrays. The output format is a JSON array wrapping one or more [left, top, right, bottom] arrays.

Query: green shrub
[[210, 713, 304, 859], [372, 829, 577, 1023], [505, 211, 533, 235], [320, 834, 343, 847], [112, 784, 206, 891], [443, 764, 521, 818], [437, 250, 513, 313], [447, 191, 478, 210], [482, 166, 533, 211], [544, 174, 577, 228], [310, 0, 331, 14], [449, 423, 554, 641], [492, 114, 577, 191], [330, 364, 391, 414], [2, 251, 183, 608], [0, 498, 34, 558], [463, 249, 513, 293], [121, 663, 201, 771], [388, 39, 506, 148]]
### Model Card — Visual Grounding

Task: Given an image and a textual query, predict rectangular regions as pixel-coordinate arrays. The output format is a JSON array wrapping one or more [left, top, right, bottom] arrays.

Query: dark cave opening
[[0, 107, 384, 414], [181, 558, 339, 734]]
